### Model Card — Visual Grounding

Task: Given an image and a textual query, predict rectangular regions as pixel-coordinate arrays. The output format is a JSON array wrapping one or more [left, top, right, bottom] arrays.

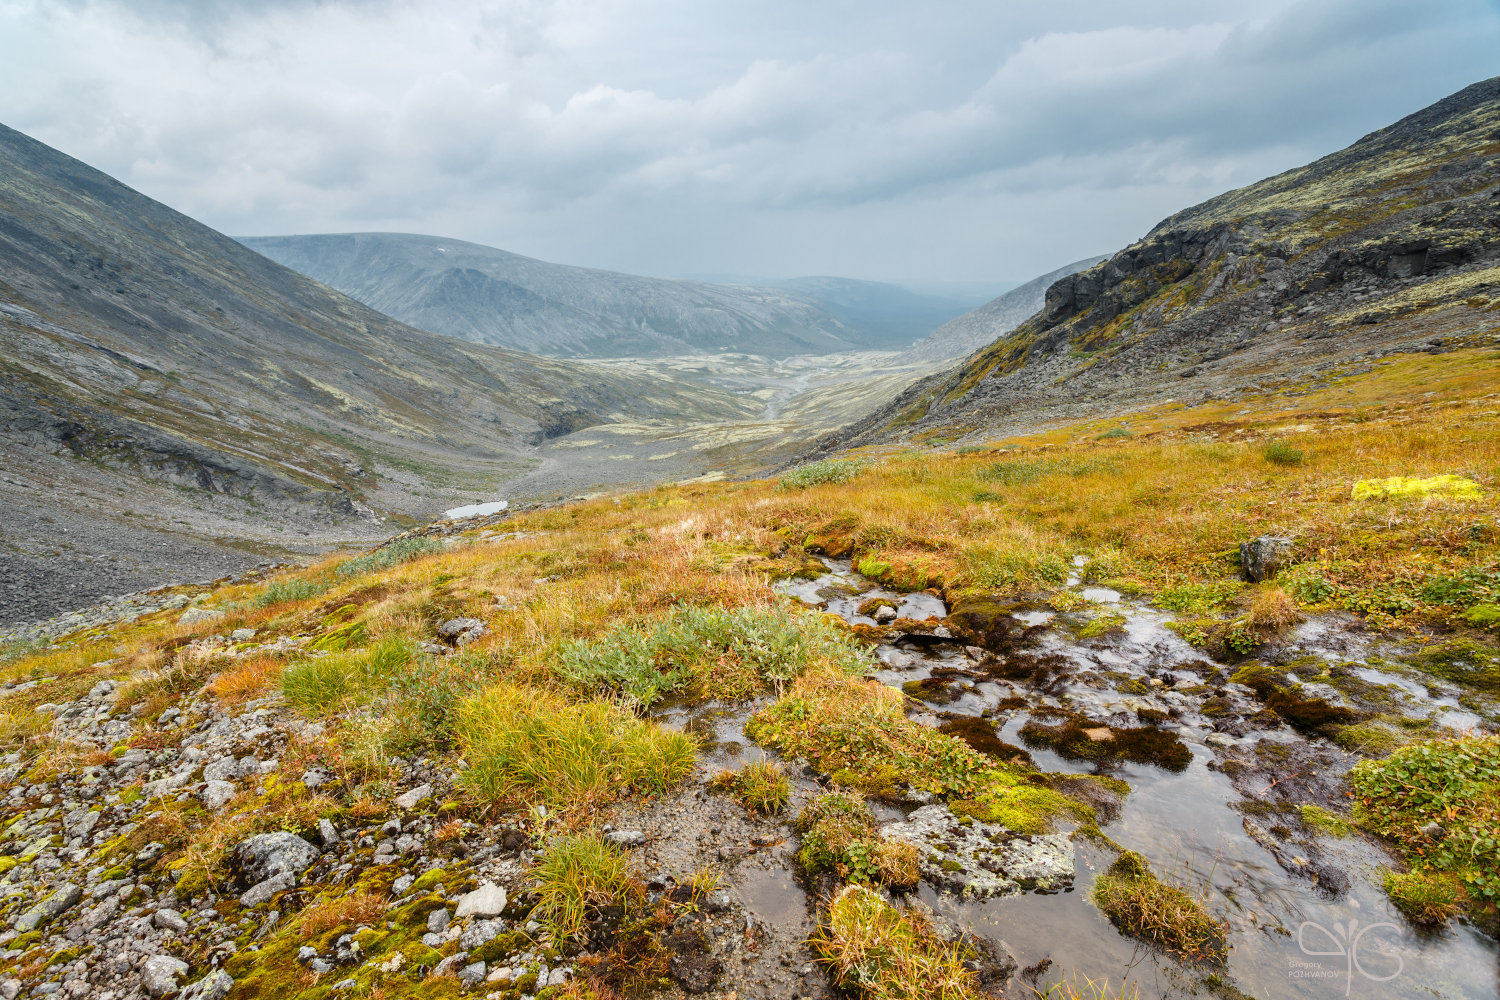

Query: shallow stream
[[658, 559, 1498, 999]]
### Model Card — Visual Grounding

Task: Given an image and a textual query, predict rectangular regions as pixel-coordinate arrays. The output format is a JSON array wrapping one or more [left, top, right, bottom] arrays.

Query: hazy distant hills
[[809, 76, 1500, 452], [241, 233, 976, 357], [899, 256, 1110, 363]]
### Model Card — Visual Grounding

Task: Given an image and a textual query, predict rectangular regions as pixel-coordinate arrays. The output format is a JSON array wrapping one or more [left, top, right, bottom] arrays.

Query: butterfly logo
[[1298, 918, 1404, 996]]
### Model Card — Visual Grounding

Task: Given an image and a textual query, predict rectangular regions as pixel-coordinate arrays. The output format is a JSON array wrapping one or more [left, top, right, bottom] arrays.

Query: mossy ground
[[3, 355, 1498, 997]]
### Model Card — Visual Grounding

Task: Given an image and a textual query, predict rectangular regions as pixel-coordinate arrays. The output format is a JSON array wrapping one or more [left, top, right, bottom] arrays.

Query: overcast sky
[[3, 0, 1498, 288]]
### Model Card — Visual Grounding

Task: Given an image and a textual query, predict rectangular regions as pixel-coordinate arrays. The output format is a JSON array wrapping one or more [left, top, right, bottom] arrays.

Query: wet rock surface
[[882, 804, 1073, 898]]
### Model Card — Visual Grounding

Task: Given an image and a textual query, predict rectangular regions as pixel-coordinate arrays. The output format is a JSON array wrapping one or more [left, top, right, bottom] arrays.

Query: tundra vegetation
[[0, 348, 1496, 999]]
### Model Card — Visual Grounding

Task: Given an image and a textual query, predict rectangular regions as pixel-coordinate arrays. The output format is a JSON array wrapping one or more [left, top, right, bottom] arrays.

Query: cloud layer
[[3, 0, 1497, 283]]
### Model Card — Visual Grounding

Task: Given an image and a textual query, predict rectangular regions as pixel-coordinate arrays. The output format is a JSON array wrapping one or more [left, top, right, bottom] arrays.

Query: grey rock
[[140, 955, 189, 997], [418, 641, 451, 657], [1240, 535, 1294, 582], [234, 831, 319, 885], [331, 979, 356, 991], [297, 946, 317, 963], [882, 804, 1073, 898], [431, 952, 470, 978], [318, 818, 339, 847], [179, 608, 225, 626], [203, 756, 238, 783], [230, 629, 257, 641], [458, 962, 487, 986], [392, 874, 415, 896], [199, 780, 237, 810], [421, 932, 442, 947], [154, 908, 188, 932], [436, 617, 488, 646], [302, 768, 332, 791], [309, 958, 333, 974], [0, 979, 19, 1000], [13, 883, 81, 931], [426, 908, 451, 934], [180, 970, 234, 1000], [394, 783, 433, 811], [604, 829, 646, 848], [460, 918, 503, 950], [1420, 821, 1448, 841], [454, 883, 507, 918], [239, 872, 295, 907], [873, 605, 898, 623], [546, 968, 572, 987], [62, 807, 100, 840]]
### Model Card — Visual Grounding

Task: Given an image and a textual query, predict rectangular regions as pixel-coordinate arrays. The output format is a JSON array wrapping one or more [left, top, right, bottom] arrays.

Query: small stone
[[546, 968, 571, 987], [178, 608, 226, 626], [302, 768, 331, 791], [309, 958, 333, 974], [14, 883, 82, 932], [1082, 727, 1113, 741], [318, 818, 339, 847], [392, 874, 415, 896], [230, 629, 256, 641], [331, 979, 356, 991], [394, 784, 433, 811], [461, 918, 504, 950], [1419, 821, 1448, 841], [154, 908, 188, 932], [458, 962, 487, 986], [431, 952, 470, 978], [1205, 733, 1238, 748], [0, 980, 19, 1000], [180, 970, 234, 1000], [427, 908, 451, 934], [421, 932, 442, 947], [604, 830, 646, 848], [297, 947, 317, 963], [199, 780, 236, 811], [454, 883, 507, 918], [239, 872, 295, 907], [140, 955, 189, 997], [874, 606, 898, 623]]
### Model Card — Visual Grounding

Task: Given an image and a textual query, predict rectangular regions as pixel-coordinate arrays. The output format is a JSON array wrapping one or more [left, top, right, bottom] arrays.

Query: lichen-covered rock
[[13, 882, 81, 931], [140, 955, 189, 997], [180, 970, 234, 1000], [437, 617, 489, 646], [233, 831, 319, 887], [880, 804, 1073, 898]]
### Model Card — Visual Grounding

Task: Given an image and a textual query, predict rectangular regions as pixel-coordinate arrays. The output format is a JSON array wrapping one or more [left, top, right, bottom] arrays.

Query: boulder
[[1240, 535, 1294, 582], [140, 955, 189, 997], [233, 831, 319, 887], [454, 883, 507, 918]]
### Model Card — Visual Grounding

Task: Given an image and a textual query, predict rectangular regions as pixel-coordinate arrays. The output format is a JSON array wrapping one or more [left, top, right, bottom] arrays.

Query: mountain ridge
[[806, 76, 1500, 453]]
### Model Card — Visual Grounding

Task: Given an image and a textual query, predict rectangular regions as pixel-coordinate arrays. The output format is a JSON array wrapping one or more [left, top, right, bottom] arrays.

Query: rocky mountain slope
[[0, 125, 755, 626], [897, 255, 1109, 363], [816, 77, 1500, 450], [241, 233, 934, 357]]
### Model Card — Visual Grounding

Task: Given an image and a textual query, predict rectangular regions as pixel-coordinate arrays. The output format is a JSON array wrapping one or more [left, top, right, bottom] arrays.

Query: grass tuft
[[815, 884, 978, 1000], [1088, 852, 1226, 963], [1263, 441, 1306, 466], [532, 833, 634, 939], [710, 760, 791, 815], [457, 684, 695, 816]]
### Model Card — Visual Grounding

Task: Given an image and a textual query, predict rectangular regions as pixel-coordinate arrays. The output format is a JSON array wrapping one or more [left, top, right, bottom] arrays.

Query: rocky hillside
[[897, 256, 1109, 363], [819, 77, 1500, 449], [241, 233, 910, 357], [0, 125, 754, 625]]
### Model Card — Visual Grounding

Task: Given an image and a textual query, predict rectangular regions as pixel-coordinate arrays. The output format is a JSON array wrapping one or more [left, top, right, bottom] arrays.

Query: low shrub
[[552, 604, 873, 708], [335, 536, 443, 577], [255, 578, 328, 607], [795, 792, 915, 887], [1088, 852, 1226, 963], [457, 684, 695, 814], [779, 460, 869, 491], [1263, 442, 1305, 465], [1351, 733, 1500, 917]]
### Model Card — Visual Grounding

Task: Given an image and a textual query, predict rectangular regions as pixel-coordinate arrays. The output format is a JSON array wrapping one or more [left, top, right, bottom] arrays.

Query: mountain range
[[240, 233, 980, 357]]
